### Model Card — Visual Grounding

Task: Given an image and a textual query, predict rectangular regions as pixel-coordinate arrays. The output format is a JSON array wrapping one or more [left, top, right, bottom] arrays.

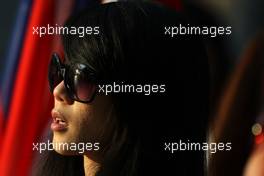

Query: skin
[[243, 143, 264, 176], [52, 80, 117, 176]]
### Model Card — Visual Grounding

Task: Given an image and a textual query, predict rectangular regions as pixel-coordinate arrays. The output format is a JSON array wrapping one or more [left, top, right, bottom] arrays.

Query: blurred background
[[0, 0, 263, 175]]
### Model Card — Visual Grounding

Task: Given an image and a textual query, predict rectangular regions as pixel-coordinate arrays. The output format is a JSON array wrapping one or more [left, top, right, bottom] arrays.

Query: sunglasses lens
[[66, 65, 96, 102], [75, 74, 96, 102], [48, 54, 63, 92]]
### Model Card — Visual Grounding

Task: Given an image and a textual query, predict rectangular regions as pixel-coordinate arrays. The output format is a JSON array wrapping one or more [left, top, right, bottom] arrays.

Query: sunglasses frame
[[48, 53, 97, 103]]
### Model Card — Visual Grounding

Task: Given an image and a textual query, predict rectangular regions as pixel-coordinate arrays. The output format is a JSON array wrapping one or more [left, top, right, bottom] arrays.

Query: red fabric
[[255, 133, 264, 145], [0, 0, 55, 175], [53, 0, 75, 53]]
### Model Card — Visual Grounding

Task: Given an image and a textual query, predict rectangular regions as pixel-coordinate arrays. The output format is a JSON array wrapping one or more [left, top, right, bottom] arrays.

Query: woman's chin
[[53, 148, 78, 156], [52, 137, 78, 156]]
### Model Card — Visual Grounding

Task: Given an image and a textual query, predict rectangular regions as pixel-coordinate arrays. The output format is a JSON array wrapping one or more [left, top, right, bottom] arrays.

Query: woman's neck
[[83, 155, 101, 176]]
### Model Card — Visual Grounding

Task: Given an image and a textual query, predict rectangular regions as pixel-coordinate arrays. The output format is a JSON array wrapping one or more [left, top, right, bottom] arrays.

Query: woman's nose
[[53, 81, 74, 104]]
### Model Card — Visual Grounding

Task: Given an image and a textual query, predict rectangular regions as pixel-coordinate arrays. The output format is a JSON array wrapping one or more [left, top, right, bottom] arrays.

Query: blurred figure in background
[[208, 32, 264, 176]]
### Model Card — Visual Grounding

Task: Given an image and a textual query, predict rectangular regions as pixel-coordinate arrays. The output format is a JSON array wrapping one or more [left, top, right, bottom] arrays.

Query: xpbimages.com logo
[[164, 24, 232, 38], [32, 24, 100, 37], [164, 140, 232, 154], [97, 82, 166, 95], [32, 140, 100, 154]]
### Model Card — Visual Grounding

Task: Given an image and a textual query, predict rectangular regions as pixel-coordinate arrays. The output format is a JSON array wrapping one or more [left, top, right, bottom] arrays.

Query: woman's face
[[51, 80, 116, 157]]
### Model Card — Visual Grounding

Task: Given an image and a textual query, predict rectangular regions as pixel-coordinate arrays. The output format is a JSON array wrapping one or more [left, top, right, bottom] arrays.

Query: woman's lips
[[51, 109, 68, 131]]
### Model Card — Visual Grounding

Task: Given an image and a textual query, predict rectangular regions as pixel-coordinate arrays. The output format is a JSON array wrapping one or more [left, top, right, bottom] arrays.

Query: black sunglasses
[[48, 53, 97, 103]]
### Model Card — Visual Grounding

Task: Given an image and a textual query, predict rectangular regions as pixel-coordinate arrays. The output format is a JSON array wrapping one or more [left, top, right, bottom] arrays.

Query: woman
[[34, 1, 209, 175]]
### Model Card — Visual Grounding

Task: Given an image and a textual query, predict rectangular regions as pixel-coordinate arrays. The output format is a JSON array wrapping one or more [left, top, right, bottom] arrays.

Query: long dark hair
[[34, 2, 209, 176]]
